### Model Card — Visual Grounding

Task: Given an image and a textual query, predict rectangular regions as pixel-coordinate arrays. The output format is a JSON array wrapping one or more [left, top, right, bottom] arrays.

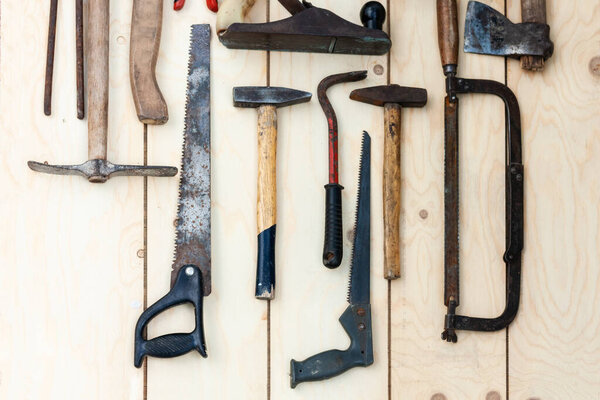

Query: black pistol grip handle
[[290, 349, 356, 388], [134, 265, 206, 368], [360, 1, 386, 30], [256, 225, 276, 299], [323, 183, 344, 268]]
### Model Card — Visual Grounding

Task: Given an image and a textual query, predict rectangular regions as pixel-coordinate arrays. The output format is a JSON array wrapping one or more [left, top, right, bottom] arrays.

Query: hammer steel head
[[233, 86, 312, 109], [28, 159, 178, 183], [350, 85, 427, 108]]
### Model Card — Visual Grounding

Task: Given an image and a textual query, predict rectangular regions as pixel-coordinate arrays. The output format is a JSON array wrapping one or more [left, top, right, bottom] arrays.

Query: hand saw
[[134, 24, 211, 367], [290, 132, 373, 387]]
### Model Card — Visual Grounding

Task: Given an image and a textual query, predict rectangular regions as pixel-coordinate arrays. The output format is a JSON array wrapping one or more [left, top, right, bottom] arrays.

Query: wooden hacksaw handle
[[437, 0, 459, 69], [216, 0, 257, 34], [87, 0, 109, 160], [256, 105, 277, 300], [521, 0, 547, 71], [383, 104, 402, 280], [130, 0, 169, 124]]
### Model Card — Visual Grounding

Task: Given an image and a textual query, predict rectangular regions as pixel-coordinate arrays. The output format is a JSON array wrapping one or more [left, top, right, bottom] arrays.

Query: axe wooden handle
[[383, 104, 402, 279], [437, 0, 459, 69], [216, 0, 257, 34], [87, 0, 109, 160], [521, 0, 547, 71], [256, 105, 277, 300], [130, 0, 168, 124]]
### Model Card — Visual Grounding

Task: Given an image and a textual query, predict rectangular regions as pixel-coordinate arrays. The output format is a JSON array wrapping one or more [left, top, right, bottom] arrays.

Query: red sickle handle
[[174, 0, 218, 11]]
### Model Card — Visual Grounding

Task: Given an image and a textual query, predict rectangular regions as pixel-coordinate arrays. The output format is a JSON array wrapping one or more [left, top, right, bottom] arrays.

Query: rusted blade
[[171, 24, 212, 295], [444, 97, 459, 307]]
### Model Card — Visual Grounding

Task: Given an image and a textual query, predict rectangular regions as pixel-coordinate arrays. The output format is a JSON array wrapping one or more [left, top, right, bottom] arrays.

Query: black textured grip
[[323, 184, 343, 268]]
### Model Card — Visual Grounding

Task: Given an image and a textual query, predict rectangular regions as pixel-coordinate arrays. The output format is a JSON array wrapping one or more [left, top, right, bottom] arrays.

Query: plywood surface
[[1, 0, 599, 399]]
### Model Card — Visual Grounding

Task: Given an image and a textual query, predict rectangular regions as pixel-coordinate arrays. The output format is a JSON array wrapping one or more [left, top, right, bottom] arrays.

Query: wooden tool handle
[[130, 0, 169, 124], [256, 105, 277, 300], [437, 0, 459, 69], [521, 0, 547, 71], [44, 0, 58, 116], [216, 0, 257, 34], [87, 0, 109, 160], [383, 104, 402, 280]]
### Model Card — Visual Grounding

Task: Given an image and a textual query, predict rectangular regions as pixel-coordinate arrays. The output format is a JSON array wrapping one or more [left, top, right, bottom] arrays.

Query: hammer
[[233, 86, 311, 299], [29, 0, 177, 183], [350, 85, 427, 279]]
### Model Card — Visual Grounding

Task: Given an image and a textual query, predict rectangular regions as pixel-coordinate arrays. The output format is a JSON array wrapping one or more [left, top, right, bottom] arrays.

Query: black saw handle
[[323, 183, 344, 268], [134, 265, 206, 367]]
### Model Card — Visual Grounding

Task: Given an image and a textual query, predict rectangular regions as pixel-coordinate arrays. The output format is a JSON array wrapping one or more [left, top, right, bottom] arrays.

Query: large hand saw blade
[[171, 24, 212, 295]]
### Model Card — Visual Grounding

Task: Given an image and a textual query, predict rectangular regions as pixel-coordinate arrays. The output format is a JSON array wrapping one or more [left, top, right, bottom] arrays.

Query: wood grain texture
[[507, 0, 600, 398], [391, 0, 508, 398], [257, 104, 277, 233], [383, 103, 402, 280], [129, 0, 168, 125], [145, 0, 268, 398], [520, 0, 548, 71], [268, 1, 388, 398], [87, 0, 109, 160], [0, 0, 145, 398]]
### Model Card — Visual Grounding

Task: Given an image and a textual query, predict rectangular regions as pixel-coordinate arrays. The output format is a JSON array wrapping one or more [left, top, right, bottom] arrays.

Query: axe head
[[233, 86, 311, 108], [464, 1, 553, 60]]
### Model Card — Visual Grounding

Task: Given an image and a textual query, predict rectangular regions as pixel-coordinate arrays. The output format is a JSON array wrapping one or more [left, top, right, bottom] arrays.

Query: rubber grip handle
[[255, 105, 277, 299], [437, 0, 459, 68], [290, 349, 355, 388], [322, 183, 343, 268]]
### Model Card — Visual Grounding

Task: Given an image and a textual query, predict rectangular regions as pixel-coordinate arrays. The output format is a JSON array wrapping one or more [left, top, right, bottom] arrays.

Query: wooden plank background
[[1, 0, 599, 399]]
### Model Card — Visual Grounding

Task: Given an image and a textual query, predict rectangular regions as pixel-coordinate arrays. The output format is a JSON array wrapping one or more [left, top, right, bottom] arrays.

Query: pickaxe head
[[28, 159, 178, 183], [349, 84, 427, 108], [233, 86, 312, 108]]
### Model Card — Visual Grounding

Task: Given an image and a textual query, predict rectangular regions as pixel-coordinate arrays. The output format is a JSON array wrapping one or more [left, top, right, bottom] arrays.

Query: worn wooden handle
[[437, 0, 459, 68], [87, 0, 109, 160], [521, 0, 547, 71], [216, 0, 257, 34], [130, 0, 168, 124], [383, 104, 402, 280], [256, 105, 277, 299]]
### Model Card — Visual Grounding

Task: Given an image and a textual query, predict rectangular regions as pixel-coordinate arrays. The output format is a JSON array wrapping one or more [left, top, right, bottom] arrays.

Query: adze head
[[233, 86, 312, 109], [349, 84, 427, 108], [28, 159, 177, 183]]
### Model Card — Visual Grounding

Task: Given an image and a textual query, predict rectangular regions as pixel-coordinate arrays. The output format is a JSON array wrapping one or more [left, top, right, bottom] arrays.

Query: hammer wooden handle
[[383, 104, 402, 279], [130, 0, 168, 124], [87, 0, 109, 160], [521, 0, 547, 71], [256, 105, 277, 300], [437, 0, 459, 69], [216, 0, 256, 34]]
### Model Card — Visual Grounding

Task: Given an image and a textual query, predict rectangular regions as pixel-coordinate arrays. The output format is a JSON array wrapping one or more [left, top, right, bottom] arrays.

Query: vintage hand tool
[[318, 70, 368, 269], [44, 0, 85, 119], [130, 0, 169, 124], [437, 0, 524, 343], [233, 86, 311, 299], [134, 24, 211, 367], [464, 0, 553, 71], [350, 84, 427, 280], [217, 0, 391, 55], [291, 132, 372, 387], [29, 0, 177, 183], [174, 0, 219, 12]]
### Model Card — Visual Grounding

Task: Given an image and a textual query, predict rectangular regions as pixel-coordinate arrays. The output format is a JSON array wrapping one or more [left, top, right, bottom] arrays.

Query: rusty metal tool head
[[464, 0, 553, 70], [134, 25, 211, 368], [317, 70, 367, 269], [234, 85, 311, 299], [217, 0, 391, 55], [30, 0, 177, 183], [437, 0, 524, 343], [350, 84, 427, 280], [291, 132, 372, 388]]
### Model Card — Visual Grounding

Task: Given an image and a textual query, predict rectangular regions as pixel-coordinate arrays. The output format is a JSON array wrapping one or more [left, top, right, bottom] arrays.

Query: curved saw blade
[[171, 24, 212, 295]]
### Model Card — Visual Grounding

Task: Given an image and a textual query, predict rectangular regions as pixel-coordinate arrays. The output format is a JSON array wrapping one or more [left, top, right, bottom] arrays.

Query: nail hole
[[486, 391, 501, 400], [373, 64, 384, 75], [136, 249, 145, 258], [431, 394, 447, 400], [419, 209, 429, 219], [117, 35, 126, 44]]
